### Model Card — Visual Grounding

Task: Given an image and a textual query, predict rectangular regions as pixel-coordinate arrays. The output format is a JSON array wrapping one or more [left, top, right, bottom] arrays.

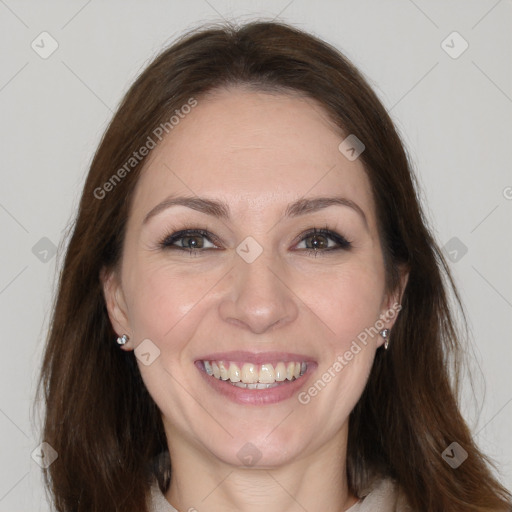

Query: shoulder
[[148, 481, 177, 512], [348, 477, 412, 512], [147, 477, 412, 512]]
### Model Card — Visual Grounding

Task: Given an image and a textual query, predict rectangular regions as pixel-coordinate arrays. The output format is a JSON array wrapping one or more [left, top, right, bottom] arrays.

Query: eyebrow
[[143, 195, 368, 229]]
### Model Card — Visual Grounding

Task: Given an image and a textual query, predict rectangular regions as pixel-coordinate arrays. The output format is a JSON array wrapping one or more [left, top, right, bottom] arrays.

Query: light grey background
[[0, 1, 511, 509]]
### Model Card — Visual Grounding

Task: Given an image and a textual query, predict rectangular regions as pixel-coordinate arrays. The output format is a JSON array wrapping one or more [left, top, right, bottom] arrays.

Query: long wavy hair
[[38, 21, 511, 511]]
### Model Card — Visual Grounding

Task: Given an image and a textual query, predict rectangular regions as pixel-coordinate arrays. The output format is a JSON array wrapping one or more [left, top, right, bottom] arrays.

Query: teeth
[[202, 360, 307, 385], [233, 382, 279, 389], [275, 362, 286, 381], [286, 362, 295, 380], [259, 364, 275, 384], [218, 361, 229, 380], [229, 362, 241, 382], [241, 363, 259, 384]]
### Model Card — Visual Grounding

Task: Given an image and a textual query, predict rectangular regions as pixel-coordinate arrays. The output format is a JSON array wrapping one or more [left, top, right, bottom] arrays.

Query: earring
[[116, 334, 129, 346], [380, 328, 390, 350]]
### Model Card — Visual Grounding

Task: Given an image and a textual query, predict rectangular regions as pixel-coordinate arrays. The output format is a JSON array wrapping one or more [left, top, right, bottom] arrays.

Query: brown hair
[[38, 21, 511, 511]]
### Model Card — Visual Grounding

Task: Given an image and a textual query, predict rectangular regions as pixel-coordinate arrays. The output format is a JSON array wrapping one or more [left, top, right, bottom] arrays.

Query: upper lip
[[196, 351, 316, 365]]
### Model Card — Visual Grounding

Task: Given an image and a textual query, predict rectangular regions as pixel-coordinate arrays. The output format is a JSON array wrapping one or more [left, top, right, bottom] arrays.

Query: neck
[[164, 425, 358, 512]]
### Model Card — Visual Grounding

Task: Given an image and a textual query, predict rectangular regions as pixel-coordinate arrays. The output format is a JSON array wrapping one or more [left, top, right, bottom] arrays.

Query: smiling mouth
[[200, 360, 308, 389]]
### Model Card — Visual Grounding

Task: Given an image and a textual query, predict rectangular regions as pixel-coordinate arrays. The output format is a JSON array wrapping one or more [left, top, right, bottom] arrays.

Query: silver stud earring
[[116, 334, 129, 346], [380, 328, 390, 350]]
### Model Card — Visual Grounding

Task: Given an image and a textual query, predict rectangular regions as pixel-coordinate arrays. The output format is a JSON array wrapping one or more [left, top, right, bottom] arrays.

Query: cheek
[[293, 258, 384, 413], [123, 259, 213, 344], [301, 261, 385, 347]]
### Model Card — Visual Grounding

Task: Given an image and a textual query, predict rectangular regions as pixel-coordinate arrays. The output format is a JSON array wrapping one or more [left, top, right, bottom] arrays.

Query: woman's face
[[104, 87, 405, 469]]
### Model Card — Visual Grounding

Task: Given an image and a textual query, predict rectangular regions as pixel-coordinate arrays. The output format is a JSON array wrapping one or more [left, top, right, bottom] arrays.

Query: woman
[[38, 21, 511, 511]]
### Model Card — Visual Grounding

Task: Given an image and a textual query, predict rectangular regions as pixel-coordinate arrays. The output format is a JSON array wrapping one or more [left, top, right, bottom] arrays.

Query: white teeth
[[241, 363, 259, 384], [286, 362, 295, 380], [233, 381, 279, 389], [275, 362, 286, 381], [204, 361, 213, 376], [229, 362, 241, 382], [202, 360, 307, 386], [218, 361, 229, 380], [259, 364, 275, 384]]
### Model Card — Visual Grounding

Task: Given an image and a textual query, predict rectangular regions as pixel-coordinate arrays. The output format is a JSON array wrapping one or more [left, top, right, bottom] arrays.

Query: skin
[[103, 87, 408, 512]]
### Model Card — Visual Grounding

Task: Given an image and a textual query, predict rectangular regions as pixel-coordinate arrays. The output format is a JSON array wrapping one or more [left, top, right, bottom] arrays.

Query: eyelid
[[291, 227, 352, 250], [159, 226, 352, 253], [160, 228, 222, 250]]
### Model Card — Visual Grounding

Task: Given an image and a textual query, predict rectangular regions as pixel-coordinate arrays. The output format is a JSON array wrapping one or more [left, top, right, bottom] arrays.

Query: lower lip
[[195, 361, 316, 405]]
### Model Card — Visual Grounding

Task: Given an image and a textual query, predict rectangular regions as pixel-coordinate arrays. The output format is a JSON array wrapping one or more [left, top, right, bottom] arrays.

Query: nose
[[218, 251, 299, 335]]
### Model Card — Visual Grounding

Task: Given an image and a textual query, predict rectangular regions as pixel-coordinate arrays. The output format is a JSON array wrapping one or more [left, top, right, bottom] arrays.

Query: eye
[[295, 228, 352, 255], [159, 229, 219, 253], [158, 227, 351, 256]]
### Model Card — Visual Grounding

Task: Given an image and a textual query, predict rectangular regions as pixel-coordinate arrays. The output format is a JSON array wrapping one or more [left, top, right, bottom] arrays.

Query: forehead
[[131, 87, 375, 223]]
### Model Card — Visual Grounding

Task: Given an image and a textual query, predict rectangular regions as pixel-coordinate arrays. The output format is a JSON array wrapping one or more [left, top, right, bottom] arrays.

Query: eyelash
[[158, 227, 352, 257]]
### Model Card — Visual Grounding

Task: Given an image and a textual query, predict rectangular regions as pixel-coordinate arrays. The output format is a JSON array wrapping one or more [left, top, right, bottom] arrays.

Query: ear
[[100, 266, 133, 351], [379, 264, 409, 332]]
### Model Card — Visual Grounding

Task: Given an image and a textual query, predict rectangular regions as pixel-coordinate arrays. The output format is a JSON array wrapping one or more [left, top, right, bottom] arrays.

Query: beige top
[[148, 477, 412, 511]]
